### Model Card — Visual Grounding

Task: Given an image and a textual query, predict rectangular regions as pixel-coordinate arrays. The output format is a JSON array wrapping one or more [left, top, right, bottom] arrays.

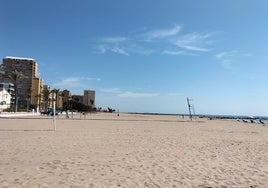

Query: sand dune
[[0, 113, 267, 187]]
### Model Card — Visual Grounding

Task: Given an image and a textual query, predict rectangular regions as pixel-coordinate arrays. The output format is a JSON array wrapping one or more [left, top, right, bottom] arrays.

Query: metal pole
[[187, 97, 192, 121], [53, 93, 56, 131]]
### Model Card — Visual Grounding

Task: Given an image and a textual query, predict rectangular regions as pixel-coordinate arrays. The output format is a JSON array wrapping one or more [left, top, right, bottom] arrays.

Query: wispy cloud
[[143, 25, 182, 41], [94, 45, 129, 56], [215, 51, 237, 59], [174, 33, 213, 52], [162, 50, 198, 56], [215, 51, 239, 70], [111, 47, 129, 56], [101, 37, 128, 43], [92, 25, 215, 56], [162, 50, 185, 55], [118, 91, 159, 98], [93, 37, 129, 56], [101, 88, 159, 98], [54, 76, 101, 90], [100, 88, 122, 94]]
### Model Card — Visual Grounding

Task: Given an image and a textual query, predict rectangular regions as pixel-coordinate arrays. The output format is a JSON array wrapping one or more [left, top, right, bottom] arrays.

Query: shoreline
[[1, 111, 267, 125]]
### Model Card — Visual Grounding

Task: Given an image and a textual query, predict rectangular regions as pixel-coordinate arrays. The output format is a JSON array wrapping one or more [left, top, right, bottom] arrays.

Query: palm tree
[[9, 70, 25, 112]]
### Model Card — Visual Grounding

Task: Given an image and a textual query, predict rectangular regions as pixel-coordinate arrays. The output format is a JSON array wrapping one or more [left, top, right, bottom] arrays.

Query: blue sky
[[1, 0, 268, 115]]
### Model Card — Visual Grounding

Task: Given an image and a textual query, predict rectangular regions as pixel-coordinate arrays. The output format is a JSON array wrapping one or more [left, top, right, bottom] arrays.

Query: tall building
[[83, 90, 95, 108], [1, 56, 43, 108]]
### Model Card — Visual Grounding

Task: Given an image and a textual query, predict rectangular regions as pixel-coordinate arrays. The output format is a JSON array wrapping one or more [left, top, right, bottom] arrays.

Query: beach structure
[[187, 97, 195, 121], [0, 56, 43, 110]]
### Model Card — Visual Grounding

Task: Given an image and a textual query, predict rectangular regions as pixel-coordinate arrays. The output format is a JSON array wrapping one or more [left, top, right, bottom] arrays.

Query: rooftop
[[4, 56, 35, 61]]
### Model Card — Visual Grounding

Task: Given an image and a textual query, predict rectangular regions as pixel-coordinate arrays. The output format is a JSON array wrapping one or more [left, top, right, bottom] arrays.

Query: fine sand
[[0, 113, 267, 187]]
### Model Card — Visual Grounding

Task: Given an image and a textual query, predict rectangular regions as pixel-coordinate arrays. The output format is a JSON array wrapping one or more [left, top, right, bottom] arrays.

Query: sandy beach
[[0, 113, 267, 187]]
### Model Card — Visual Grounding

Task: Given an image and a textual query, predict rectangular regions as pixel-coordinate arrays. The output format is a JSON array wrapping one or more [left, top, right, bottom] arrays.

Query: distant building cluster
[[0, 56, 95, 112]]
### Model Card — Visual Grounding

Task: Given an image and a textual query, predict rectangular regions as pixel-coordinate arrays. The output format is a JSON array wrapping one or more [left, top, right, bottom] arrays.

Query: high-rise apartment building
[[0, 56, 43, 108]]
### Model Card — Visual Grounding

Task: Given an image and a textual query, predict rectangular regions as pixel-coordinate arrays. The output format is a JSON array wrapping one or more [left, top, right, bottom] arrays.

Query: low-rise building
[[0, 83, 14, 111], [0, 88, 12, 111]]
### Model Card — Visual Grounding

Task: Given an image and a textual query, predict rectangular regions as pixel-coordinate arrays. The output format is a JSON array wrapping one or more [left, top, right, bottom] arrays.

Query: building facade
[[62, 89, 72, 109], [1, 56, 43, 109], [0, 83, 14, 111], [0, 88, 12, 111], [83, 90, 95, 108], [0, 83, 14, 97], [72, 95, 83, 103], [31, 77, 44, 110]]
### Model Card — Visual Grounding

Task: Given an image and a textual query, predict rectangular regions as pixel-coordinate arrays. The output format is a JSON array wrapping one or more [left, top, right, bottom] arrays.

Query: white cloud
[[162, 50, 185, 55], [215, 51, 237, 59], [144, 25, 182, 41], [215, 51, 239, 70], [101, 88, 159, 98], [111, 47, 129, 56], [101, 37, 128, 43], [128, 44, 156, 56], [179, 45, 210, 52], [100, 88, 122, 94], [118, 91, 159, 98], [54, 77, 80, 85], [94, 37, 130, 56], [92, 25, 216, 56], [94, 45, 129, 56], [162, 50, 200, 56], [83, 77, 101, 81], [54, 76, 100, 89], [174, 33, 213, 52]]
